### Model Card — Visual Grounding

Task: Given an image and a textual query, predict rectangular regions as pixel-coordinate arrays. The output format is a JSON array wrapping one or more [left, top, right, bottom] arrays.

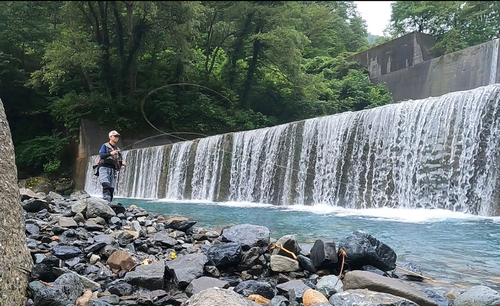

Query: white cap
[[109, 130, 121, 137]]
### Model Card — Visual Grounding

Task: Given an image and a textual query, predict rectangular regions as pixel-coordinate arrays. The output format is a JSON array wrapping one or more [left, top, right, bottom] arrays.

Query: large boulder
[[23, 176, 54, 194], [338, 230, 397, 271], [454, 285, 500, 306], [0, 99, 33, 305], [222, 224, 270, 250], [343, 270, 438, 306]]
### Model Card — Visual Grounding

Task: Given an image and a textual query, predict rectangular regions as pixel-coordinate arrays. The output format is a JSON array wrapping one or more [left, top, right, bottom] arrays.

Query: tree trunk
[[241, 22, 263, 109], [95, 1, 117, 99], [68, 20, 94, 92], [228, 13, 254, 89]]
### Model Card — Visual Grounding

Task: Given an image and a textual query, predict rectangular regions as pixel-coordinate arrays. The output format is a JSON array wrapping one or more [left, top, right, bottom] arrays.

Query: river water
[[84, 84, 500, 293], [115, 197, 500, 292]]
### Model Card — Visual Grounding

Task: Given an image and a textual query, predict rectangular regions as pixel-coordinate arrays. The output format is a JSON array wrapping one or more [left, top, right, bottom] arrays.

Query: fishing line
[[133, 82, 385, 196], [136, 82, 321, 177]]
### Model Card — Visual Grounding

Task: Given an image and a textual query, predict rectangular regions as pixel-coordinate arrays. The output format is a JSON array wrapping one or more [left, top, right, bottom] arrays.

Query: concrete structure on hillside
[[347, 32, 500, 103]]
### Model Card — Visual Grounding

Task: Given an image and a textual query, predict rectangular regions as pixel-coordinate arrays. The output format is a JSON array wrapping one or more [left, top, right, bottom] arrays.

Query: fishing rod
[[134, 82, 322, 178]]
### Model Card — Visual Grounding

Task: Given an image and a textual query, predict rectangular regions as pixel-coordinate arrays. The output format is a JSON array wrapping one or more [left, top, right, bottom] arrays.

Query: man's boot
[[102, 183, 112, 202], [109, 188, 115, 202]]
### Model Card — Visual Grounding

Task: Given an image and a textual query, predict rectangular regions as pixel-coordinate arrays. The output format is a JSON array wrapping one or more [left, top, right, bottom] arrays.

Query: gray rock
[[70, 190, 91, 201], [166, 253, 208, 288], [181, 287, 259, 306], [222, 224, 270, 250], [154, 231, 178, 246], [316, 275, 343, 298], [85, 197, 116, 219], [272, 234, 301, 258], [310, 239, 338, 270], [106, 279, 133, 296], [125, 259, 165, 290], [329, 288, 419, 306], [270, 254, 300, 272], [51, 245, 83, 259], [454, 285, 500, 306], [58, 216, 78, 228], [71, 201, 87, 214], [343, 270, 438, 306], [234, 280, 276, 300], [29, 272, 85, 306], [20, 187, 46, 200], [52, 268, 101, 291], [185, 276, 230, 297], [276, 279, 311, 300], [206, 242, 242, 269]]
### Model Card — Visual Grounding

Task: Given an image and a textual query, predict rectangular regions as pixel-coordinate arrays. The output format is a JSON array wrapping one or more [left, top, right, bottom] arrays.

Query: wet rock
[[19, 188, 487, 306], [338, 230, 397, 272], [310, 239, 338, 270], [22, 198, 49, 212]]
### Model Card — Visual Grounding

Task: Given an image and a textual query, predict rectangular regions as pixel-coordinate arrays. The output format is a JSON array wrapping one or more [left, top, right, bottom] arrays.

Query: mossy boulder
[[24, 177, 54, 194]]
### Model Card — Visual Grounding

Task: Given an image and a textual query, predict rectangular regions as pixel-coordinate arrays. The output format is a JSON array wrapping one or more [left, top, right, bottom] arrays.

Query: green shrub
[[15, 131, 68, 176]]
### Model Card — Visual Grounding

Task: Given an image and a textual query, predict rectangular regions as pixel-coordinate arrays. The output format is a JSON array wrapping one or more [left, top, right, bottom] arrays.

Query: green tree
[[4, 1, 394, 177], [389, 1, 500, 55]]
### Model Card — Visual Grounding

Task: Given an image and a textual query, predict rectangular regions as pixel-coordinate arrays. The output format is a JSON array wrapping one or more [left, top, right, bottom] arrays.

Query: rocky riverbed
[[21, 188, 500, 306]]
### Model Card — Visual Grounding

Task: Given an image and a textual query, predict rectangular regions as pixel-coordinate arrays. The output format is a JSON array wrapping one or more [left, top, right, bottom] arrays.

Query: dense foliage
[[389, 1, 500, 55], [1, 1, 497, 178]]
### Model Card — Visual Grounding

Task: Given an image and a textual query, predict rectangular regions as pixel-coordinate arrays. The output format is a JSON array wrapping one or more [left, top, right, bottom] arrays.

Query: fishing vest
[[99, 142, 123, 170]]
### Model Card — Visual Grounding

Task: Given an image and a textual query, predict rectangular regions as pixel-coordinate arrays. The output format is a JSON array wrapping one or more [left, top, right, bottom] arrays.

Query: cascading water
[[191, 135, 225, 201], [165, 141, 193, 200], [84, 84, 500, 216]]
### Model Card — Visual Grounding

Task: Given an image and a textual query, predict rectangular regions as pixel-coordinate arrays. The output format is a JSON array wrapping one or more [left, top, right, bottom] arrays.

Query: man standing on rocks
[[98, 130, 126, 202]]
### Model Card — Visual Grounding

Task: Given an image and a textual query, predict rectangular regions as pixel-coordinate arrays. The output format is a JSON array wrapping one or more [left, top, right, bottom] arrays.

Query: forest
[[0, 1, 498, 178]]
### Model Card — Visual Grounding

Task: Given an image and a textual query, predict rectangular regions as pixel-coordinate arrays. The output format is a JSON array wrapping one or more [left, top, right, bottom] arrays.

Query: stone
[[302, 288, 329, 306], [180, 287, 259, 306], [107, 250, 135, 273], [0, 98, 33, 306]]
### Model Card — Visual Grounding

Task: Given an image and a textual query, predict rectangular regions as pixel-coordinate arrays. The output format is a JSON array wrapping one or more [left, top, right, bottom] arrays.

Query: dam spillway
[[84, 84, 500, 216]]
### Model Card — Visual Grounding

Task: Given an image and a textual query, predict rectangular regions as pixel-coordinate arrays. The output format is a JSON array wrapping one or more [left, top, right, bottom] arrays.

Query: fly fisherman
[[98, 130, 126, 202]]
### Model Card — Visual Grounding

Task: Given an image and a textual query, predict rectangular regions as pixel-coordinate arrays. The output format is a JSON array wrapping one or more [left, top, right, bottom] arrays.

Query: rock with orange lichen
[[302, 288, 329, 306], [76, 290, 93, 306]]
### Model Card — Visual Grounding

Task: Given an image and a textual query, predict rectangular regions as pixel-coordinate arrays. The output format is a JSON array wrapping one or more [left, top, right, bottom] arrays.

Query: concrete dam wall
[[83, 85, 500, 216], [76, 34, 500, 216]]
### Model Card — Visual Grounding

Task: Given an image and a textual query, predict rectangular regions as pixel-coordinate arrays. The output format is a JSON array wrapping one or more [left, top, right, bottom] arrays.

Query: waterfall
[[228, 124, 292, 204], [84, 84, 500, 216], [165, 141, 193, 200], [490, 39, 499, 85], [191, 135, 225, 201]]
